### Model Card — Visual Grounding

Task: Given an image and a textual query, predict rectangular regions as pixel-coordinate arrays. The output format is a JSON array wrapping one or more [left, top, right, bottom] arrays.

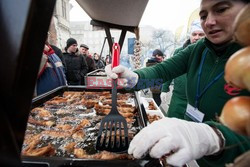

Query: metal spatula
[[96, 43, 129, 152]]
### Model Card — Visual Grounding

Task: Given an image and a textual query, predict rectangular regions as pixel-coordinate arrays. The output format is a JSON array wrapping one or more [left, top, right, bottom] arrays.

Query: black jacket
[[94, 59, 105, 69], [146, 57, 163, 93], [83, 54, 96, 73], [63, 52, 88, 85]]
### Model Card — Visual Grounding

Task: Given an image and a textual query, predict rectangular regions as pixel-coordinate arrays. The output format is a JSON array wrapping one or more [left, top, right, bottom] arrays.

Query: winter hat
[[152, 49, 164, 57], [80, 44, 89, 50], [66, 38, 77, 48], [189, 20, 204, 34]]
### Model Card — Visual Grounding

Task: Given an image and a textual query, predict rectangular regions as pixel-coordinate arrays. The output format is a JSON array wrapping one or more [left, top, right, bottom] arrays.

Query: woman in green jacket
[[106, 0, 250, 166], [161, 20, 205, 119]]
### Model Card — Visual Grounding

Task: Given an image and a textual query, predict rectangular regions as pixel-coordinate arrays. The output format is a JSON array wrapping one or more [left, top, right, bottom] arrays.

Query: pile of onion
[[224, 46, 250, 91], [234, 4, 250, 46], [219, 96, 250, 136]]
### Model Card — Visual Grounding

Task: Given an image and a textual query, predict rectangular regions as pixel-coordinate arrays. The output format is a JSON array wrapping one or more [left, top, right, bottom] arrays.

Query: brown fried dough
[[117, 93, 131, 100], [64, 142, 76, 153], [119, 112, 134, 118], [23, 134, 41, 147], [118, 107, 136, 114], [72, 130, 85, 141], [147, 114, 161, 123], [63, 91, 83, 97], [148, 101, 157, 110], [74, 149, 132, 160], [45, 97, 68, 105], [74, 148, 88, 158], [73, 119, 91, 132], [22, 144, 55, 156], [42, 130, 72, 138], [31, 107, 52, 118], [55, 124, 73, 131], [28, 117, 55, 127]]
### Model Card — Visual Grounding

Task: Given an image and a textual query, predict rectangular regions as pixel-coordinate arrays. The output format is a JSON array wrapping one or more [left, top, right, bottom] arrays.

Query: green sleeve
[[198, 121, 250, 166], [161, 47, 183, 92], [134, 46, 192, 90], [161, 81, 171, 92]]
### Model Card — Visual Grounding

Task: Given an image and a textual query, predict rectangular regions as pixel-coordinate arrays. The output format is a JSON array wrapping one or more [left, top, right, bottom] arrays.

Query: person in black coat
[[63, 38, 88, 85], [79, 44, 96, 73], [146, 49, 165, 106], [93, 53, 105, 69]]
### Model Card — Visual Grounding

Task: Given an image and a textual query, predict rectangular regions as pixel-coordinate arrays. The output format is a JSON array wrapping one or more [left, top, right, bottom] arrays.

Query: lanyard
[[195, 48, 224, 108]]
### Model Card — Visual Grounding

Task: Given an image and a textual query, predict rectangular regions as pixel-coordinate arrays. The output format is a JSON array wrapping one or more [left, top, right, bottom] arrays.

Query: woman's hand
[[105, 64, 139, 88], [128, 117, 222, 166]]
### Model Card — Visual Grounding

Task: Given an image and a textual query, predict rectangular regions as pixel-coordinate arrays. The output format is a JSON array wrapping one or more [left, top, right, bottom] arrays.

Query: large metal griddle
[[21, 86, 162, 167]]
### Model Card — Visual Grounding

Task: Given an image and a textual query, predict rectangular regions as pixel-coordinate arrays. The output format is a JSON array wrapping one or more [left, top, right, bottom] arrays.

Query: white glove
[[160, 92, 168, 104], [128, 117, 222, 167], [105, 64, 139, 88]]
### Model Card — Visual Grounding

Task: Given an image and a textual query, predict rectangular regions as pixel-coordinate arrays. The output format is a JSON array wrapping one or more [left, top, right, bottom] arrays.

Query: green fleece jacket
[[162, 47, 188, 119], [134, 38, 250, 166]]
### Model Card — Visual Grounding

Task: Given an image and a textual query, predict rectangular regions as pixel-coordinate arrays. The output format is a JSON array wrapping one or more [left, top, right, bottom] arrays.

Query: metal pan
[[22, 86, 162, 167]]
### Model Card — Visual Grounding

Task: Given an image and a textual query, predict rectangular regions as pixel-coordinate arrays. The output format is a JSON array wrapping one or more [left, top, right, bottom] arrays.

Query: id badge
[[185, 104, 204, 122]]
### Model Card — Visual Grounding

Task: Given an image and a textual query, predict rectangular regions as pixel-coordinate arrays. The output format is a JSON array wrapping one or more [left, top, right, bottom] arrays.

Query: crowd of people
[[35, 36, 107, 96]]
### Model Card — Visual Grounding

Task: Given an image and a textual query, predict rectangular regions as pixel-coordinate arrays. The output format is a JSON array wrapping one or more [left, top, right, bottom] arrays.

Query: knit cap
[[189, 20, 204, 34], [66, 38, 77, 48], [152, 49, 164, 57]]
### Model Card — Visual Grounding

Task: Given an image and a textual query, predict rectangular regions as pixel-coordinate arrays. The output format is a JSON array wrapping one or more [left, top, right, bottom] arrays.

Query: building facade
[[48, 0, 71, 50]]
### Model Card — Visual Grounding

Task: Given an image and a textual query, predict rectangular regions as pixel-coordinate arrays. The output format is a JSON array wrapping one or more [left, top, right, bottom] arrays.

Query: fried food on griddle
[[73, 148, 132, 160], [73, 119, 91, 132], [55, 124, 73, 131], [31, 107, 52, 118], [74, 148, 88, 159], [56, 109, 72, 115], [22, 134, 55, 157], [72, 130, 85, 141], [64, 142, 76, 153], [28, 117, 55, 127], [80, 98, 98, 108], [42, 130, 72, 138], [63, 91, 83, 97], [118, 107, 136, 114], [119, 112, 134, 118], [23, 134, 41, 146], [99, 95, 112, 101], [147, 114, 162, 123], [117, 93, 131, 100], [101, 99, 127, 105], [23, 91, 138, 159], [148, 101, 157, 110], [22, 144, 55, 157]]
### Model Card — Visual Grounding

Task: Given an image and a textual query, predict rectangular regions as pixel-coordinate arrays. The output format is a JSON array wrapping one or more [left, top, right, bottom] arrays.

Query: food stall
[[0, 0, 166, 166]]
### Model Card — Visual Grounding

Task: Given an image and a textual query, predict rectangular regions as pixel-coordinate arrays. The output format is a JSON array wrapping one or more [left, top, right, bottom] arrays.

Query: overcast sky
[[69, 0, 201, 32]]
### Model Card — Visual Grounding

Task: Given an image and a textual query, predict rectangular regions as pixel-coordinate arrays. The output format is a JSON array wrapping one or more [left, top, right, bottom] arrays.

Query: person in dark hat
[[62, 38, 88, 85], [146, 49, 165, 106], [79, 44, 96, 74]]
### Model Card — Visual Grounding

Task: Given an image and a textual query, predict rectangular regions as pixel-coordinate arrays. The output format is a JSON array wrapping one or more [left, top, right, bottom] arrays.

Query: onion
[[224, 46, 250, 91], [234, 4, 250, 46], [219, 96, 250, 136]]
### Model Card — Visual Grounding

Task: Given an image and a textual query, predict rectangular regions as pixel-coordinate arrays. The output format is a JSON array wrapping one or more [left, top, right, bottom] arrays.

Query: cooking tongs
[[96, 43, 129, 152]]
